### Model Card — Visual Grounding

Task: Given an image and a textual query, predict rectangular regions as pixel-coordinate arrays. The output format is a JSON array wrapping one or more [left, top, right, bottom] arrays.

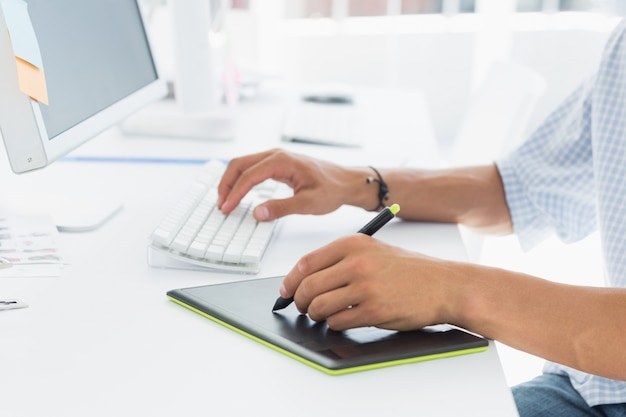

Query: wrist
[[438, 260, 485, 329], [365, 166, 390, 211], [343, 167, 387, 211], [445, 262, 512, 333]]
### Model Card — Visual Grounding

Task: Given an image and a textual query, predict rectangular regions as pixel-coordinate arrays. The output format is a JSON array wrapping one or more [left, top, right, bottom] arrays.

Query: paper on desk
[[0, 215, 65, 277]]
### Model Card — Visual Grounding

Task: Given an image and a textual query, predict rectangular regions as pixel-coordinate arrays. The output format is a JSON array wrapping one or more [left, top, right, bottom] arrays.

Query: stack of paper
[[0, 215, 65, 277]]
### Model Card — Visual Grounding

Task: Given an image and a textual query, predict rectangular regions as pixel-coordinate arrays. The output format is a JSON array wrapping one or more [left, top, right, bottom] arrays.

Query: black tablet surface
[[167, 276, 488, 375]]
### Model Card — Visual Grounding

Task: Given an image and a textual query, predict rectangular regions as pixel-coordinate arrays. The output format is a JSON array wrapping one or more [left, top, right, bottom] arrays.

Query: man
[[216, 19, 626, 417]]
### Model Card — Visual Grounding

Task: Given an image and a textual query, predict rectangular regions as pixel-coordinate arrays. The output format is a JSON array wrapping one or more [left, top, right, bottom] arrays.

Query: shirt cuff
[[496, 157, 554, 251]]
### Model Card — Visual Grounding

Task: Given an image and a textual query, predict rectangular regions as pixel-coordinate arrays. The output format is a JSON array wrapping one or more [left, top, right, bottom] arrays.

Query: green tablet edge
[[168, 295, 489, 376]]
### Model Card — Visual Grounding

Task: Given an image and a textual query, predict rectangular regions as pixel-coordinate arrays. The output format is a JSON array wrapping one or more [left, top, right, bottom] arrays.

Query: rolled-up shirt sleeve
[[496, 77, 596, 251]]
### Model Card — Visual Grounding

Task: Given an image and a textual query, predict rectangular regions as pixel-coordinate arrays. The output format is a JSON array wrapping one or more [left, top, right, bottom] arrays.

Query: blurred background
[[142, 0, 622, 148]]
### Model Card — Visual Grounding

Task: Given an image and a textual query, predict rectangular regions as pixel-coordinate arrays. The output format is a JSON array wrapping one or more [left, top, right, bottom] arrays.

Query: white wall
[[510, 28, 611, 133], [275, 22, 478, 143], [146, 3, 619, 152], [226, 10, 618, 148]]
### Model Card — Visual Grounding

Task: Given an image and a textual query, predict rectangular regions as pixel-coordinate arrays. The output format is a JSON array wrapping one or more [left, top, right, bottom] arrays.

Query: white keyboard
[[281, 101, 359, 147], [148, 160, 291, 273]]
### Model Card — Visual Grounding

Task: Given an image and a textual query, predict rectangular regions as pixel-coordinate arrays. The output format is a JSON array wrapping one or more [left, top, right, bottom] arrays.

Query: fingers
[[217, 149, 279, 213], [280, 235, 438, 332], [306, 286, 373, 329], [219, 149, 342, 221], [218, 149, 317, 219], [282, 235, 373, 319], [281, 238, 350, 302], [253, 190, 318, 221], [323, 303, 375, 331]]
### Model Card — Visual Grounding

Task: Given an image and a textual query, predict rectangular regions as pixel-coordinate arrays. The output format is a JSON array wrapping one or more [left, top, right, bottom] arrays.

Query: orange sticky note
[[15, 56, 48, 105]]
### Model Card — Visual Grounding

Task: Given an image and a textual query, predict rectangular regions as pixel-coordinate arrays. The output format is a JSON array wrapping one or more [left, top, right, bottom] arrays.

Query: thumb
[[253, 195, 314, 221], [253, 204, 273, 221]]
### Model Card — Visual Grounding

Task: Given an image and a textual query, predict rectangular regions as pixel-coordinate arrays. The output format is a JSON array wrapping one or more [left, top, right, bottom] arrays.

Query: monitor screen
[[0, 0, 167, 173], [30, 0, 158, 139]]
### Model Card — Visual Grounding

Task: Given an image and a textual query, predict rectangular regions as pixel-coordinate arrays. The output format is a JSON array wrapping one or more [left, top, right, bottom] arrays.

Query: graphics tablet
[[167, 276, 488, 375]]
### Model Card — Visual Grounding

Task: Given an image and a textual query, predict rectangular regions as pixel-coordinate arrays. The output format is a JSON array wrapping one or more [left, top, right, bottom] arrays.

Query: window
[[285, 0, 626, 18], [516, 0, 626, 14], [285, 0, 472, 18]]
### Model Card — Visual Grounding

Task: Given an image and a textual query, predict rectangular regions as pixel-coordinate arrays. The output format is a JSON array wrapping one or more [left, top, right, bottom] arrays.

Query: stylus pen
[[272, 203, 401, 312]]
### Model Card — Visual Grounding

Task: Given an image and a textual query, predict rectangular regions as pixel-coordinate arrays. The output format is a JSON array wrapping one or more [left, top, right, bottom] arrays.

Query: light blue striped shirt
[[496, 18, 626, 407]]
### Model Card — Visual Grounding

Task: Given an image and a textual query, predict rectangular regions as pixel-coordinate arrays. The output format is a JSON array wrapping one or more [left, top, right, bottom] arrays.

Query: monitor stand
[[119, 97, 235, 141], [48, 194, 123, 232]]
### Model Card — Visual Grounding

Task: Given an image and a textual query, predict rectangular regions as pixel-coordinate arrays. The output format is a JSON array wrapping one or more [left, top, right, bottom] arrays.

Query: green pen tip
[[389, 203, 400, 215]]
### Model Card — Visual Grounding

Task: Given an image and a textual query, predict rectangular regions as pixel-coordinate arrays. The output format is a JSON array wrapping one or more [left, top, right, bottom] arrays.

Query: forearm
[[448, 262, 626, 380], [347, 164, 513, 235]]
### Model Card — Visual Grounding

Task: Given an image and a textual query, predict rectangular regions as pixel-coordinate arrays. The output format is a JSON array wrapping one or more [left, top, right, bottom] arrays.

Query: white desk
[[0, 87, 519, 416]]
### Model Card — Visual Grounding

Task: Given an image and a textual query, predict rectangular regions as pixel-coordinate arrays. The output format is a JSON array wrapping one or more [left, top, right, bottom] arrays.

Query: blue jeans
[[513, 374, 626, 417]]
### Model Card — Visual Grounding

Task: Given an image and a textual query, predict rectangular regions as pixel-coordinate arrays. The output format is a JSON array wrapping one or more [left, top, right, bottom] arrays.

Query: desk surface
[[0, 87, 519, 416]]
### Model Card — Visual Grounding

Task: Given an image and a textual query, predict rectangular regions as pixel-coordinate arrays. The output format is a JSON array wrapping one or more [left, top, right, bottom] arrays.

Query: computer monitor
[[0, 0, 167, 174]]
